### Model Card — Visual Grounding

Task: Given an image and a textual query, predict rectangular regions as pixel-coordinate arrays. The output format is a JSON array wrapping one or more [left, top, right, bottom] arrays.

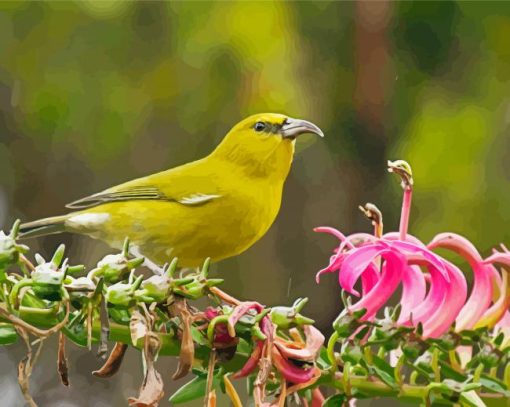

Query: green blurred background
[[1, 1, 510, 405]]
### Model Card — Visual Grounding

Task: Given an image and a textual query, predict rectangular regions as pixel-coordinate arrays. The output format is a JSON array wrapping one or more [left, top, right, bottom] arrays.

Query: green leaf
[[317, 346, 332, 370], [169, 371, 221, 404], [191, 326, 207, 346], [439, 360, 468, 382], [62, 322, 89, 347], [371, 354, 397, 388], [169, 375, 208, 404], [323, 394, 347, 406], [0, 323, 18, 345], [479, 374, 510, 396], [236, 337, 251, 356], [108, 307, 131, 325], [459, 390, 486, 407]]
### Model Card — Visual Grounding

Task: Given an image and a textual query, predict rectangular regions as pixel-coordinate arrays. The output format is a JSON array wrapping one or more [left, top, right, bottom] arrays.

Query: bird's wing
[[65, 186, 168, 209], [66, 186, 221, 209], [66, 160, 223, 210]]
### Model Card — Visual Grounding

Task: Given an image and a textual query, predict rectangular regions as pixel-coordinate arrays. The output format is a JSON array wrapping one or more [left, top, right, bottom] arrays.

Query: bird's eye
[[254, 121, 266, 132]]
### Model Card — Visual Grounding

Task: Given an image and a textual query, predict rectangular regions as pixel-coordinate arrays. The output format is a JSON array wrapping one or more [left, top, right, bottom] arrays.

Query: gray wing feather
[[66, 187, 220, 209], [65, 186, 168, 209]]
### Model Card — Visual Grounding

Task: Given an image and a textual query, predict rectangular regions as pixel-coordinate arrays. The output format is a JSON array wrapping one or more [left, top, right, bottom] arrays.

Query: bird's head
[[212, 113, 324, 178]]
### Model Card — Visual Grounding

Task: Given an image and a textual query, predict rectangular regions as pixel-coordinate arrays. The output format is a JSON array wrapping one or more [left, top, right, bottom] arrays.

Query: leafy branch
[[2, 160, 510, 406]]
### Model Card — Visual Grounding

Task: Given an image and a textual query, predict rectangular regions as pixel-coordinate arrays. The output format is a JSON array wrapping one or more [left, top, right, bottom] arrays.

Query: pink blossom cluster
[[316, 161, 510, 339]]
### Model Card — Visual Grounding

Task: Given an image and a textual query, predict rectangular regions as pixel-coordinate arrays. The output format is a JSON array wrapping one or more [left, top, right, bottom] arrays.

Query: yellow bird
[[19, 113, 323, 268]]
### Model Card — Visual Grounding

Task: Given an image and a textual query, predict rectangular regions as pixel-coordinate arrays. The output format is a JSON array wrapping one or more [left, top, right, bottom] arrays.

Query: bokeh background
[[1, 1, 510, 405]]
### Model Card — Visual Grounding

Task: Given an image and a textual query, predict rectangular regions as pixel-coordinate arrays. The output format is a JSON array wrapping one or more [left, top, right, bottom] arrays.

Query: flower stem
[[399, 186, 412, 241], [327, 331, 339, 372], [387, 160, 414, 240]]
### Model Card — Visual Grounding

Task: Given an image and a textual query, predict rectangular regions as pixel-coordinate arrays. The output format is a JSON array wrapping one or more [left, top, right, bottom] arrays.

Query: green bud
[[172, 277, 195, 286], [122, 237, 130, 257], [205, 278, 224, 287], [269, 297, 313, 329], [50, 244, 66, 267], [105, 275, 143, 306], [135, 275, 171, 303], [332, 308, 366, 338], [31, 262, 66, 301], [0, 226, 27, 270], [105, 282, 134, 306], [165, 258, 179, 278], [91, 251, 142, 284], [175, 282, 205, 300], [200, 257, 211, 278]]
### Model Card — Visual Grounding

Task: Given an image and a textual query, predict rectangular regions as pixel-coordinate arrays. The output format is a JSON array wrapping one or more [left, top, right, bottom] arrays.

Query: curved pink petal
[[228, 302, 264, 337], [350, 249, 406, 319], [422, 260, 467, 338], [403, 261, 448, 326], [389, 240, 449, 281], [274, 325, 325, 361], [314, 226, 347, 242], [317, 250, 380, 294], [383, 232, 424, 247], [232, 340, 264, 379], [361, 263, 380, 295], [475, 268, 510, 329], [485, 251, 510, 269], [397, 265, 427, 324], [271, 347, 318, 384], [260, 315, 275, 338], [339, 243, 389, 296], [315, 252, 346, 283], [474, 252, 510, 329], [429, 233, 492, 331]]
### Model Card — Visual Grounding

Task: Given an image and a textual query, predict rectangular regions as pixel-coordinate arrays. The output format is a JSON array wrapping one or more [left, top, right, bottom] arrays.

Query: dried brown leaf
[[170, 298, 194, 380], [253, 321, 275, 407], [18, 356, 37, 407], [16, 327, 44, 407], [128, 333, 164, 407], [130, 309, 148, 346], [92, 342, 128, 378], [57, 332, 69, 386]]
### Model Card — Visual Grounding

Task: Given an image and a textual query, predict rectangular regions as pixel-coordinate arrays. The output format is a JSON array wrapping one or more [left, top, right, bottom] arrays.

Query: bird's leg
[[129, 245, 163, 275]]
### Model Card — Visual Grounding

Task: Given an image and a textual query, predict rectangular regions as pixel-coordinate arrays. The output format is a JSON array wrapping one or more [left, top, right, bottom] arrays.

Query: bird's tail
[[19, 215, 69, 239]]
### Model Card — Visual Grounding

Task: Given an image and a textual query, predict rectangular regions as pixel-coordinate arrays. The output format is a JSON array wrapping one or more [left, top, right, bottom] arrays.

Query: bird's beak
[[281, 117, 325, 140]]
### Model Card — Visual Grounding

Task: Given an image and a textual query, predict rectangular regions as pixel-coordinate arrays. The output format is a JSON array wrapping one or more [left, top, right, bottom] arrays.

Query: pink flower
[[316, 227, 463, 337], [228, 302, 324, 385], [316, 160, 510, 339], [428, 233, 493, 331], [313, 160, 509, 338]]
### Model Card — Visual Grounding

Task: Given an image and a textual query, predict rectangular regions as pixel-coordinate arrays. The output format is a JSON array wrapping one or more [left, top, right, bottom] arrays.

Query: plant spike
[[51, 244, 66, 268], [359, 202, 383, 238]]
